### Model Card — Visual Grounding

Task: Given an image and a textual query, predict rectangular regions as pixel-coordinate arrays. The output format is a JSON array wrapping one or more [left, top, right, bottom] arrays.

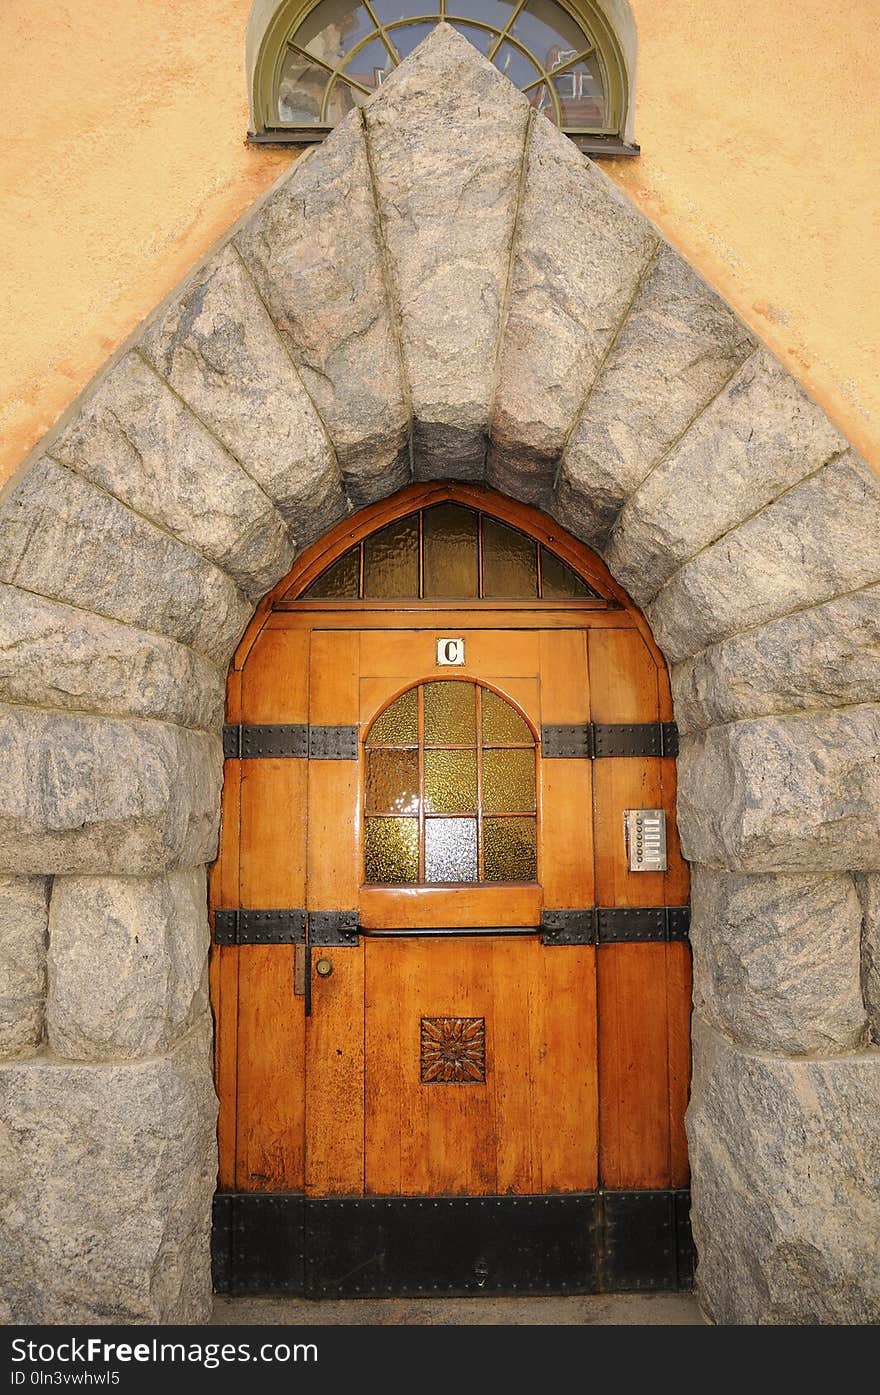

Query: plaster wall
[[1, 0, 878, 485]]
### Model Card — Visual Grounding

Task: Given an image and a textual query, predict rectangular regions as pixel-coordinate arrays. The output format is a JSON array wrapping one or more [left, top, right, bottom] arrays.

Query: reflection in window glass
[[297, 507, 602, 600], [364, 682, 538, 884], [269, 1, 613, 133]]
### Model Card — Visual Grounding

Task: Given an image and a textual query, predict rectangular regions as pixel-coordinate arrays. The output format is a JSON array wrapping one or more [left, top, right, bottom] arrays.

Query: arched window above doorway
[[297, 502, 602, 600], [364, 680, 538, 884], [248, 0, 636, 154]]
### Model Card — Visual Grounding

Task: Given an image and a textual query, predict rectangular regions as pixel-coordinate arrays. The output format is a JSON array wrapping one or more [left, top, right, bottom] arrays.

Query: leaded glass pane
[[482, 748, 536, 813], [368, 688, 418, 746], [511, 0, 588, 69], [422, 505, 479, 598], [425, 818, 478, 882], [296, 0, 373, 60], [540, 546, 595, 599], [492, 41, 541, 88], [424, 750, 478, 814], [363, 515, 419, 597], [551, 53, 605, 127], [482, 689, 532, 745], [423, 681, 476, 746], [365, 817, 419, 882], [366, 748, 419, 814], [482, 517, 538, 598], [302, 546, 360, 599], [483, 816, 537, 881]]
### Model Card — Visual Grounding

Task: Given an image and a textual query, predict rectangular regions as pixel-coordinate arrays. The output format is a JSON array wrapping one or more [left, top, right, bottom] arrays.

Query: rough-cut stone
[[678, 706, 880, 873], [672, 585, 880, 732], [555, 244, 755, 547], [0, 878, 49, 1060], [607, 350, 846, 604], [0, 584, 224, 730], [0, 1020, 217, 1323], [141, 245, 345, 542], [236, 118, 409, 501], [489, 116, 657, 503], [0, 705, 222, 876], [366, 25, 528, 481], [0, 458, 252, 664], [51, 351, 294, 600], [853, 874, 880, 1044], [47, 870, 208, 1061], [688, 1018, 880, 1323], [690, 867, 866, 1053], [648, 449, 880, 662]]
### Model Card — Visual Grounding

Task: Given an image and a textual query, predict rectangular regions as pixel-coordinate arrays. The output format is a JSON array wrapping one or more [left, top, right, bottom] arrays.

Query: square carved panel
[[420, 1016, 486, 1084]]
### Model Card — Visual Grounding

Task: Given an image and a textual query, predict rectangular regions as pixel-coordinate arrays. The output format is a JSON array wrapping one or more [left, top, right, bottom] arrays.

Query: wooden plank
[[539, 629, 590, 722], [239, 761, 307, 909], [540, 758, 594, 911], [364, 938, 498, 1196], [524, 943, 598, 1193], [359, 884, 542, 930], [235, 945, 305, 1192], [211, 757, 241, 1192], [589, 628, 667, 909], [598, 943, 672, 1190], [666, 941, 692, 1188], [309, 630, 359, 725], [240, 628, 308, 722], [305, 945, 365, 1195]]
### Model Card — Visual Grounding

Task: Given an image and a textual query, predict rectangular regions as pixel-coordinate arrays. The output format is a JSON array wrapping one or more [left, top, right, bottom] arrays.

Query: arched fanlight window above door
[[294, 501, 605, 600], [249, 0, 636, 154]]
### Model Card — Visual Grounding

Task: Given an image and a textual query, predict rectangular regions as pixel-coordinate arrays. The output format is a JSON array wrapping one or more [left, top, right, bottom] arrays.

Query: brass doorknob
[[315, 957, 333, 977]]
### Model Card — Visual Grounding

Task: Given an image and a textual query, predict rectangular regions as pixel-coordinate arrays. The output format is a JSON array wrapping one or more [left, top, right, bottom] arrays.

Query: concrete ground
[[212, 1293, 705, 1325]]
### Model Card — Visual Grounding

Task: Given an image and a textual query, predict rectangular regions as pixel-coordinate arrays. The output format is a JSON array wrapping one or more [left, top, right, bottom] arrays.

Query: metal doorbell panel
[[624, 809, 667, 872]]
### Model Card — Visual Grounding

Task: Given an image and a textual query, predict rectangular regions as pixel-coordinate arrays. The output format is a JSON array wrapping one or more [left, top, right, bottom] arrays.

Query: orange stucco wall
[[1, 0, 877, 484]]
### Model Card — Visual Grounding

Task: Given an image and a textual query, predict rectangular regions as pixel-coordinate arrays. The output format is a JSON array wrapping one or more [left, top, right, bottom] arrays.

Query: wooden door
[[305, 625, 599, 1199], [210, 485, 692, 1297]]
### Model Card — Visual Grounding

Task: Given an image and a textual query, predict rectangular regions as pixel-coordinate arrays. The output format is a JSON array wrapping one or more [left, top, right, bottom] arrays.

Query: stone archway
[[0, 26, 878, 1325]]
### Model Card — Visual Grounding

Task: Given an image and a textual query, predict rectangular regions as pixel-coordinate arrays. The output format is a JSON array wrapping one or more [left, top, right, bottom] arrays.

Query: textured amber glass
[[302, 546, 360, 599], [422, 505, 479, 598], [423, 681, 476, 746], [363, 515, 419, 598], [482, 517, 538, 598], [364, 817, 419, 883], [424, 750, 477, 814], [482, 748, 537, 813], [425, 818, 478, 883], [481, 689, 532, 745], [366, 749, 419, 815], [483, 817, 538, 882], [540, 547, 595, 599], [367, 688, 418, 746]]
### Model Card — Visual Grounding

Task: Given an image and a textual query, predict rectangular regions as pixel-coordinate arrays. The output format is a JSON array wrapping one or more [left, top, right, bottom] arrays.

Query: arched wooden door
[[210, 484, 692, 1297]]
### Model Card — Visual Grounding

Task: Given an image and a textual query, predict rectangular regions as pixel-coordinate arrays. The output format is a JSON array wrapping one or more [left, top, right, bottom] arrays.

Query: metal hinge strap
[[308, 911, 360, 947], [223, 723, 358, 760], [540, 722, 679, 760], [541, 907, 690, 945], [214, 909, 306, 945]]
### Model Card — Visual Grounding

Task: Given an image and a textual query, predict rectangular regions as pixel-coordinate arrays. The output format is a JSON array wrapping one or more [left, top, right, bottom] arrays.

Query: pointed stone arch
[[1, 26, 878, 1325]]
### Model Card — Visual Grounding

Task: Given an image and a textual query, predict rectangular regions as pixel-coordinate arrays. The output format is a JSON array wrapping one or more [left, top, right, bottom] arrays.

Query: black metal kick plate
[[541, 722, 679, 759], [212, 1193, 304, 1295], [214, 908, 306, 946], [212, 1191, 693, 1297]]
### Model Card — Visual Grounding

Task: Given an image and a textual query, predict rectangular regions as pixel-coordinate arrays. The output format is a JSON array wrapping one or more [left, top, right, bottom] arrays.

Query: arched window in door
[[364, 680, 538, 884]]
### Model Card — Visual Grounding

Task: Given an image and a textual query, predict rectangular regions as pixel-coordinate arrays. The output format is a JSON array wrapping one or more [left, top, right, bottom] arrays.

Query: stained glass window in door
[[364, 681, 537, 883]]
